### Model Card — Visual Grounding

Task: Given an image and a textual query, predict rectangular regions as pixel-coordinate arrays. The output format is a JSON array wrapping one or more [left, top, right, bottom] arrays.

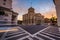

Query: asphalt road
[[0, 32, 5, 39], [19, 25, 48, 34], [0, 25, 60, 40]]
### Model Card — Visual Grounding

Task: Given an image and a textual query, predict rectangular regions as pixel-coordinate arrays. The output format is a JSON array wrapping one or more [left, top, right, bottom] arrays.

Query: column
[[54, 0, 60, 26]]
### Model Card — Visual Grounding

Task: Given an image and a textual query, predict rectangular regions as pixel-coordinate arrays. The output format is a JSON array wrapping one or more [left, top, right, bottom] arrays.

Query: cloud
[[44, 9, 57, 18], [12, 0, 56, 20], [17, 15, 22, 20]]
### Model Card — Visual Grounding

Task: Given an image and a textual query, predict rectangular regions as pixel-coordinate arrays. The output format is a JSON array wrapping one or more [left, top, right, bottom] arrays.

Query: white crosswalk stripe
[[5, 33, 28, 39], [4, 27, 30, 40], [1, 26, 60, 40], [7, 31, 25, 36], [34, 36, 44, 40], [17, 36, 30, 40], [41, 32, 60, 38], [43, 32, 60, 36], [33, 26, 51, 36], [28, 37, 33, 40], [37, 33, 55, 40]]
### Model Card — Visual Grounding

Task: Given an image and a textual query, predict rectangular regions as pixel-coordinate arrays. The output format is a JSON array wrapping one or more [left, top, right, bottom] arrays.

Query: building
[[53, 0, 60, 26], [0, 0, 18, 25], [23, 7, 44, 25]]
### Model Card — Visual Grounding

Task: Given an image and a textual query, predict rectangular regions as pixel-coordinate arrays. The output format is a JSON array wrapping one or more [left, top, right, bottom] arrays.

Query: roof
[[28, 7, 34, 10]]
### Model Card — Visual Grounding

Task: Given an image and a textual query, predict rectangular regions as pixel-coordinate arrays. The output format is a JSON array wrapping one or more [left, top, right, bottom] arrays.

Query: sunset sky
[[12, 0, 57, 20]]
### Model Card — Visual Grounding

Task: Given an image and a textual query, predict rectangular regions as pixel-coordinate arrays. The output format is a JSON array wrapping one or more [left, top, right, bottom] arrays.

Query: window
[[4, 19, 7, 21], [4, 0, 6, 2], [0, 11, 5, 15], [5, 14, 8, 16], [3, 3, 6, 5], [3, 0, 6, 5], [12, 15, 16, 21]]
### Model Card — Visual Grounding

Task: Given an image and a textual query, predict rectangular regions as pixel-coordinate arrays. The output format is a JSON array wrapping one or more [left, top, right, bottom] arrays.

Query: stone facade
[[23, 7, 44, 25], [53, 0, 60, 26], [0, 0, 12, 9], [0, 0, 18, 25]]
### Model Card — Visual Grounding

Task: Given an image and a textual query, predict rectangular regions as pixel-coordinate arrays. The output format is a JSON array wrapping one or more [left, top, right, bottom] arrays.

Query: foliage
[[50, 17, 57, 23], [17, 20, 23, 24]]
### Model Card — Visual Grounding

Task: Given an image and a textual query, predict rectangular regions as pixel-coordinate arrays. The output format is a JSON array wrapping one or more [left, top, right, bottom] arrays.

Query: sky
[[12, 0, 57, 20]]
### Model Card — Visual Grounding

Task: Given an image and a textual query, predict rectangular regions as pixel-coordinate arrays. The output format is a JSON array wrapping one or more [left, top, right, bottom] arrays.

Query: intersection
[[0, 25, 60, 40]]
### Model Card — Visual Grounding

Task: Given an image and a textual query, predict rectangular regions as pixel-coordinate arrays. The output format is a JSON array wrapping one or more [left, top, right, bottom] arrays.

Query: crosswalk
[[1, 26, 60, 40], [2, 27, 29, 40]]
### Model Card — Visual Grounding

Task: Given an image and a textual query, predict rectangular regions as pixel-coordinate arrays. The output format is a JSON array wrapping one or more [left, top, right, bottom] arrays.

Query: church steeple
[[30, 0, 32, 7], [28, 0, 35, 13]]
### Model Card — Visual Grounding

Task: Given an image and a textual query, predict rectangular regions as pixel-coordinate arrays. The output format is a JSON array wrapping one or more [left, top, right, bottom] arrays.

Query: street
[[0, 25, 60, 40]]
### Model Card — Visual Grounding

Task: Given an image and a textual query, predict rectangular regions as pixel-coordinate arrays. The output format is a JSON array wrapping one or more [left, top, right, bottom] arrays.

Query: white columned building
[[53, 0, 60, 26], [23, 7, 44, 25], [0, 0, 18, 25]]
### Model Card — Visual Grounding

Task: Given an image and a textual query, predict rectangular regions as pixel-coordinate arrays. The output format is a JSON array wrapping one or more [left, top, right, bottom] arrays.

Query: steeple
[[30, 0, 32, 7], [28, 0, 35, 13]]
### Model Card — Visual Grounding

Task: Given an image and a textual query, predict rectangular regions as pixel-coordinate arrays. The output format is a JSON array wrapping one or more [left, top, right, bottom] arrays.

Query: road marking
[[59, 28, 60, 32], [17, 26, 34, 37], [33, 26, 51, 36], [41, 32, 60, 38], [38, 33, 55, 40], [0, 27, 13, 40], [52, 33, 60, 36], [17, 36, 30, 40], [28, 37, 33, 40], [6, 31, 25, 36], [44, 32, 60, 36], [34, 36, 44, 40], [6, 33, 28, 39]]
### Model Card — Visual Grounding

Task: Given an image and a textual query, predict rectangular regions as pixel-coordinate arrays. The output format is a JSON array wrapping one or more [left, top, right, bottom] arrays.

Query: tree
[[50, 17, 57, 25], [17, 20, 23, 24]]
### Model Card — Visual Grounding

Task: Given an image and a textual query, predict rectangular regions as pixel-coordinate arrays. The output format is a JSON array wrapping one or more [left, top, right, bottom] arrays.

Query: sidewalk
[[42, 25, 60, 35]]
